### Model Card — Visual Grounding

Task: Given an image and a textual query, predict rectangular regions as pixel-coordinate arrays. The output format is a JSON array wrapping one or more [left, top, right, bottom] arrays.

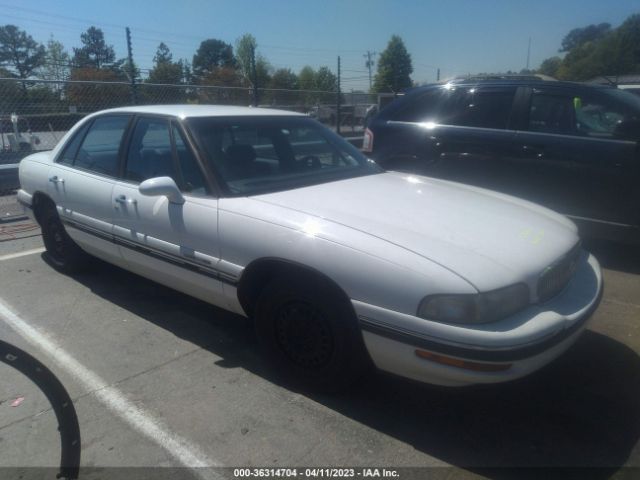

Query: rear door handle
[[522, 145, 545, 158], [48, 175, 64, 183], [115, 195, 137, 205]]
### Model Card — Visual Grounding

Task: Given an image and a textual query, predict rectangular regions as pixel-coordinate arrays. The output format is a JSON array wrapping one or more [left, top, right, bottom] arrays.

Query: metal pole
[[437, 68, 440, 82], [364, 51, 376, 91], [336, 56, 341, 135], [251, 45, 258, 106], [526, 37, 531, 71], [126, 27, 137, 105]]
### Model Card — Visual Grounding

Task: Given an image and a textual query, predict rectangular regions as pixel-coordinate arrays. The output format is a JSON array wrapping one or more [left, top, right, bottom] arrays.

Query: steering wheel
[[297, 155, 322, 170]]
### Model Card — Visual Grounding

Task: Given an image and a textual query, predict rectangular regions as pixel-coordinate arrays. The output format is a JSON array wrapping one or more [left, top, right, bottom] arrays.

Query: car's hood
[[253, 172, 580, 292]]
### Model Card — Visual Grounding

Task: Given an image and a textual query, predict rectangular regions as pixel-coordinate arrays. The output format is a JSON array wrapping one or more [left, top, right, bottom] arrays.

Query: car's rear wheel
[[40, 205, 90, 273], [254, 275, 371, 391]]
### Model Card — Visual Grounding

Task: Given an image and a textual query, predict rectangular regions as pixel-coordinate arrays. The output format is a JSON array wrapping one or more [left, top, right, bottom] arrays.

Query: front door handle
[[115, 195, 137, 205], [522, 145, 545, 159], [48, 175, 64, 184]]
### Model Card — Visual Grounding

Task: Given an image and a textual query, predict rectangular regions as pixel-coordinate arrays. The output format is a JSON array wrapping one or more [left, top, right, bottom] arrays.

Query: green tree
[[153, 42, 173, 65], [315, 66, 337, 92], [0, 25, 45, 79], [298, 66, 315, 90], [546, 14, 640, 81], [192, 39, 234, 78], [235, 34, 272, 104], [72, 26, 116, 69], [39, 36, 70, 82], [66, 67, 129, 111], [236, 34, 257, 86], [266, 68, 298, 105], [148, 43, 182, 84], [615, 14, 640, 73], [270, 68, 298, 90], [373, 35, 413, 93], [560, 23, 611, 52], [146, 43, 184, 102], [537, 56, 562, 77]]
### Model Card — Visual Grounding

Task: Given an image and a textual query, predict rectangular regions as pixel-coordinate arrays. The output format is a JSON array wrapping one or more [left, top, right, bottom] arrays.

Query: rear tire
[[254, 275, 371, 392], [40, 205, 91, 274]]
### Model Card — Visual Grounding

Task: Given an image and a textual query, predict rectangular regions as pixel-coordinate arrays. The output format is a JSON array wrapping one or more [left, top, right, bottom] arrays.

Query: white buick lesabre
[[18, 105, 602, 390]]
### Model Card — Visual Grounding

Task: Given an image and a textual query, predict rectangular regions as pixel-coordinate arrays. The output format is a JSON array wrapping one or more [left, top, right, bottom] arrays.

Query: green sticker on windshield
[[573, 97, 582, 110]]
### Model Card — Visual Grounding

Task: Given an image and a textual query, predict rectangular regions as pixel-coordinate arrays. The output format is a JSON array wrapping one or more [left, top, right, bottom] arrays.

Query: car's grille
[[537, 243, 581, 303]]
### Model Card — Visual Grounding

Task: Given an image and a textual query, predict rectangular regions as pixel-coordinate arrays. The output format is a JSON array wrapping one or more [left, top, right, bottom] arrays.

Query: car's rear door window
[[74, 115, 130, 176], [445, 88, 516, 129], [393, 88, 448, 122], [57, 122, 90, 165]]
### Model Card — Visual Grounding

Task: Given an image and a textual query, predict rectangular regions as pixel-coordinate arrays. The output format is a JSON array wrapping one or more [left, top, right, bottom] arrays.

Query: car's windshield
[[187, 116, 383, 196]]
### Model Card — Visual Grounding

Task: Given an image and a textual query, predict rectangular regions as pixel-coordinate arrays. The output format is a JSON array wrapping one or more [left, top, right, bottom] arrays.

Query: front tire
[[40, 206, 90, 273], [254, 275, 371, 392]]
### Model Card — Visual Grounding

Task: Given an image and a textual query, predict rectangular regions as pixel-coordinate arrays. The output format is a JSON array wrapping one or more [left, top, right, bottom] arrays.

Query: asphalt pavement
[[0, 221, 639, 479]]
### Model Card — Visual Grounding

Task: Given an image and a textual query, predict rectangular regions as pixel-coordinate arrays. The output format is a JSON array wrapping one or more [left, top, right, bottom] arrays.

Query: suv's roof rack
[[445, 74, 557, 83]]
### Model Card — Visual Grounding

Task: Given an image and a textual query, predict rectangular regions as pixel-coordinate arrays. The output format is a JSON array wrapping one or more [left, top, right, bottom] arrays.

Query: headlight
[[417, 283, 529, 324]]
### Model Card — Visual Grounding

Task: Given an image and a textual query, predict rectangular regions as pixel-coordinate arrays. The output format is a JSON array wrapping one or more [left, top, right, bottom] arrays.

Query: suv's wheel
[[254, 275, 371, 392], [40, 205, 90, 273]]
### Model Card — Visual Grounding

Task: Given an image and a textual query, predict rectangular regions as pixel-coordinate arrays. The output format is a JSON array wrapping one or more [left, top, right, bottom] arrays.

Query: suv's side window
[[74, 115, 130, 176], [574, 93, 635, 140], [445, 88, 516, 129], [393, 89, 447, 122], [528, 92, 576, 135], [528, 90, 637, 140], [125, 117, 177, 183]]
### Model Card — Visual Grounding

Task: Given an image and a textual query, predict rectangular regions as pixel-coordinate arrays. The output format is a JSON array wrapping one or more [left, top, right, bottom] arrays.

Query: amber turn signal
[[415, 349, 512, 372]]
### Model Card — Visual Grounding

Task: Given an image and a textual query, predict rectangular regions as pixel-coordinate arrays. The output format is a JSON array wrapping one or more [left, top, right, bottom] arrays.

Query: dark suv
[[364, 79, 640, 243]]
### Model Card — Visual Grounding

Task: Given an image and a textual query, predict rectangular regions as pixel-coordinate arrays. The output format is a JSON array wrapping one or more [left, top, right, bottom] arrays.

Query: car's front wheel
[[254, 275, 371, 391], [40, 205, 91, 273]]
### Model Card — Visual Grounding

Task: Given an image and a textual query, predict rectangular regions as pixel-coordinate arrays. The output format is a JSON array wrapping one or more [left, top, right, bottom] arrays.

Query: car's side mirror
[[138, 177, 185, 204], [614, 119, 640, 141]]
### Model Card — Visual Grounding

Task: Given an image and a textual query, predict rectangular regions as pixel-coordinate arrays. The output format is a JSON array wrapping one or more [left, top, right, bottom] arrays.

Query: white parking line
[[0, 298, 221, 478], [0, 248, 46, 262]]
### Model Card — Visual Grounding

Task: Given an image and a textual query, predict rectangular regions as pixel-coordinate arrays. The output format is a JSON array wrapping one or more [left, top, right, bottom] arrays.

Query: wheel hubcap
[[275, 301, 334, 369]]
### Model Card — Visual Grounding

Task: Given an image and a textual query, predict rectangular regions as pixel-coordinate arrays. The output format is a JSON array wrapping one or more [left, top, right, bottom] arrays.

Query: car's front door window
[[528, 92, 576, 135], [574, 94, 635, 140], [171, 123, 208, 195], [125, 117, 177, 183]]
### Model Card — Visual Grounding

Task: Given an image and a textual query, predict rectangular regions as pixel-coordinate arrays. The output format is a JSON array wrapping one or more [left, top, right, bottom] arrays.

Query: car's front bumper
[[16, 189, 36, 221], [353, 252, 603, 386]]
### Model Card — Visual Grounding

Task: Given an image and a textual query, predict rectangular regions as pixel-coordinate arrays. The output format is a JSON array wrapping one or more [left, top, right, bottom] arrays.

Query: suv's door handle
[[115, 195, 137, 205], [522, 145, 545, 159], [48, 175, 64, 183]]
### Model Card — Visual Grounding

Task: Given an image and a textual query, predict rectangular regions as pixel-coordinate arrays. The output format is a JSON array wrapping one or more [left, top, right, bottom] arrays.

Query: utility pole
[[336, 56, 341, 135], [125, 27, 137, 105], [251, 45, 258, 106], [363, 50, 376, 91], [526, 37, 531, 71], [436, 68, 440, 82]]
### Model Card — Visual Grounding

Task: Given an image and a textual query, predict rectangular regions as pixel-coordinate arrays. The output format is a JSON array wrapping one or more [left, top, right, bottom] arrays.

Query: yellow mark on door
[[520, 228, 545, 245]]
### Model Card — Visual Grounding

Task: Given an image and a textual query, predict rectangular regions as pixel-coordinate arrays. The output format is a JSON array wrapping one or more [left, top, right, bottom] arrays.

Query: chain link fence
[[0, 77, 376, 222]]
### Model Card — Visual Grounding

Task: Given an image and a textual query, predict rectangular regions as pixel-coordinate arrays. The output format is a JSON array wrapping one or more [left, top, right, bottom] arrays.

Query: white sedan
[[18, 105, 603, 390]]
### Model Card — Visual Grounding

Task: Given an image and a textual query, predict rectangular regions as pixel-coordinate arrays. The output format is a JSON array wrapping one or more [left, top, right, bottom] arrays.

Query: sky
[[3, 0, 639, 91]]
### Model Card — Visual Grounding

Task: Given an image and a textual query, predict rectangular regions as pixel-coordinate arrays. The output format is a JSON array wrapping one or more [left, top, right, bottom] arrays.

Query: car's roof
[[410, 79, 616, 92], [98, 104, 306, 118]]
